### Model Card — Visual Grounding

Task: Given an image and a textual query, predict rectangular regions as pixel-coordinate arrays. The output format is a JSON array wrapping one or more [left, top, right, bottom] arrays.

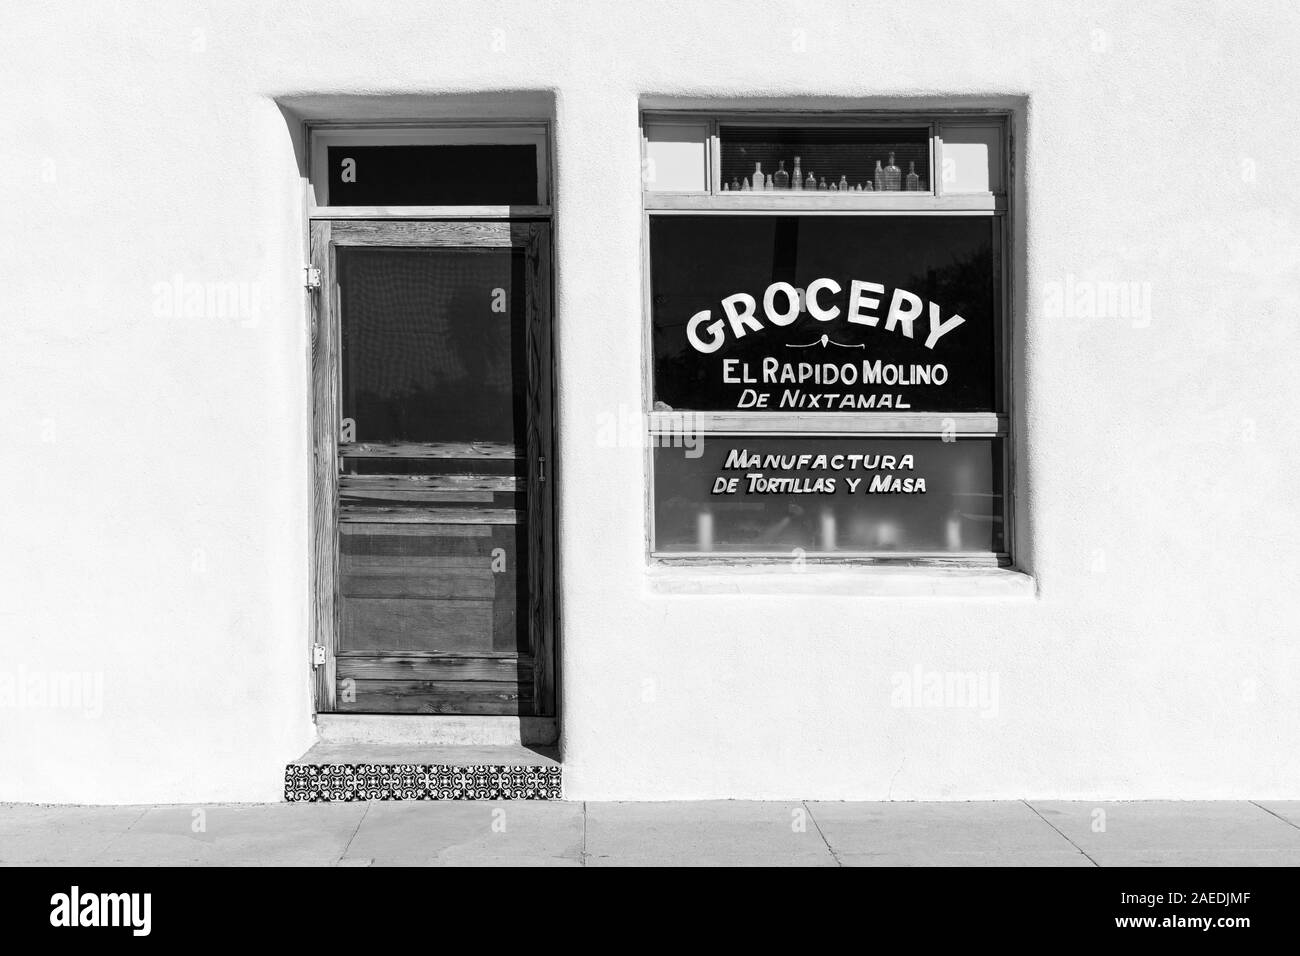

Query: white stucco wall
[[2, 1, 1297, 803]]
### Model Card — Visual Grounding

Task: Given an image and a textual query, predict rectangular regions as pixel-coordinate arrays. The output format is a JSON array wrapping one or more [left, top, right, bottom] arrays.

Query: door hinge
[[538, 455, 546, 483], [312, 643, 327, 667], [304, 265, 322, 290]]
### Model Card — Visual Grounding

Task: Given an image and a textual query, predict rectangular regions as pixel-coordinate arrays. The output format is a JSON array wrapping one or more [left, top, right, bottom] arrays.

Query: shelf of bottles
[[717, 126, 930, 195]]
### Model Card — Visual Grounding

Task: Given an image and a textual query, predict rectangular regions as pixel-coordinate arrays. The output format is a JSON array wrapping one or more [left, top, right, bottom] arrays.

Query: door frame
[[308, 218, 555, 716]]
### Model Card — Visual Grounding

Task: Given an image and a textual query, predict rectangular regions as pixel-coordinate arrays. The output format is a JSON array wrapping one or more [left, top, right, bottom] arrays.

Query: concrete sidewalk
[[3, 800, 1299, 866]]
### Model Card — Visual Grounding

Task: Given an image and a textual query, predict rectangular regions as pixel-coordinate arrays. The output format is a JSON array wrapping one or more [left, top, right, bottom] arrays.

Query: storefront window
[[643, 113, 1011, 565]]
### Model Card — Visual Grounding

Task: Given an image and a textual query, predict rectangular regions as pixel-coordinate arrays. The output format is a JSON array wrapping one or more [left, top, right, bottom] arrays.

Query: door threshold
[[296, 741, 559, 767], [315, 714, 558, 747]]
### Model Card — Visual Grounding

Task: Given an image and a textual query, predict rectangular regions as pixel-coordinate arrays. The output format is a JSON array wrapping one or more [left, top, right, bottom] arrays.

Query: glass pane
[[339, 246, 526, 445], [650, 216, 997, 413], [644, 121, 709, 191], [327, 145, 538, 206], [653, 436, 1003, 555], [720, 126, 929, 192], [339, 523, 528, 655]]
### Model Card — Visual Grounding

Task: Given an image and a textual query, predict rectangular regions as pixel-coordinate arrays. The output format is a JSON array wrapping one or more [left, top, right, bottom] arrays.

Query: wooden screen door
[[310, 220, 553, 716]]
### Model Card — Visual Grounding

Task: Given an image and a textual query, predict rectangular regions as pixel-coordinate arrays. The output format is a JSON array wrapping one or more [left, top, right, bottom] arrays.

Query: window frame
[[640, 109, 1016, 568]]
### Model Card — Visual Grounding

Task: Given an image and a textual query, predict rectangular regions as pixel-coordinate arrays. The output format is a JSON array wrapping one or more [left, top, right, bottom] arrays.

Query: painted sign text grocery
[[685, 278, 966, 354]]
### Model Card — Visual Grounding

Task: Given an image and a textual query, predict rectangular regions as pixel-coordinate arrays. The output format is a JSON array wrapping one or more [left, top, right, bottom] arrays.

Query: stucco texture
[[1, 1, 1297, 801]]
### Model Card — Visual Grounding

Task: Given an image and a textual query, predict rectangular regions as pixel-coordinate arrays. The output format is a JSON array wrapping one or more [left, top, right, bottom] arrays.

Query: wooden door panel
[[313, 220, 553, 716], [341, 598, 496, 654]]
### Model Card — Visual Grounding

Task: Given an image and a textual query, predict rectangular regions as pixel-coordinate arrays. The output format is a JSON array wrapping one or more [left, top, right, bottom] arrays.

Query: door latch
[[538, 455, 546, 483], [312, 643, 327, 667]]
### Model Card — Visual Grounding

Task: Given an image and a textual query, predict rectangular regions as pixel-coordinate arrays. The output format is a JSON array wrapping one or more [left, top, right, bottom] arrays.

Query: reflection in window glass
[[653, 436, 1003, 555]]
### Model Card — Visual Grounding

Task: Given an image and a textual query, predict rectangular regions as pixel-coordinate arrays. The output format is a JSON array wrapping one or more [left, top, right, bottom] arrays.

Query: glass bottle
[[730, 177, 740, 191], [805, 171, 817, 190], [742, 176, 751, 191], [865, 180, 873, 191], [752, 162, 764, 191], [774, 160, 790, 189], [873, 160, 884, 191], [884, 152, 901, 190], [838, 175, 849, 191], [791, 156, 802, 190], [818, 177, 827, 190], [905, 161, 920, 191]]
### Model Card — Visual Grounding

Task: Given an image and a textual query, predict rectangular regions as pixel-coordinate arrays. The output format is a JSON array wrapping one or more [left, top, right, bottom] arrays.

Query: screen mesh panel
[[338, 246, 527, 445]]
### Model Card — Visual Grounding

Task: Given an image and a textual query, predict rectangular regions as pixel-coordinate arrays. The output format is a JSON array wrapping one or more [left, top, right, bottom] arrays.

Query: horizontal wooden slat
[[312, 204, 552, 220], [337, 656, 533, 682], [343, 554, 507, 572], [328, 219, 534, 247], [341, 523, 493, 538], [647, 411, 1005, 436], [340, 441, 520, 460], [335, 649, 521, 659], [340, 489, 491, 504], [340, 507, 521, 525], [336, 679, 534, 715], [338, 699, 535, 716], [339, 474, 519, 494]]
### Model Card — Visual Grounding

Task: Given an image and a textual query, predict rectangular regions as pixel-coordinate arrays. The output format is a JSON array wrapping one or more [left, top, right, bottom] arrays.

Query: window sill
[[643, 563, 1035, 599]]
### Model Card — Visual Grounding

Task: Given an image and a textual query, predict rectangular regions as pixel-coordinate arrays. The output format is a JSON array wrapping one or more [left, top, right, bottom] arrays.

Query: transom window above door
[[308, 124, 551, 217]]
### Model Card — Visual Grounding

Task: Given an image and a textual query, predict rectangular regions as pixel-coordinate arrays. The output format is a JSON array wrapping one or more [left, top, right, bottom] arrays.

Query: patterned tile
[[285, 763, 562, 802]]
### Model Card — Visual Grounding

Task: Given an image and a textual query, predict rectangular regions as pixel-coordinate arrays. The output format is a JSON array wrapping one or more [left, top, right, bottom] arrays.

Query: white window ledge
[[644, 564, 1035, 599]]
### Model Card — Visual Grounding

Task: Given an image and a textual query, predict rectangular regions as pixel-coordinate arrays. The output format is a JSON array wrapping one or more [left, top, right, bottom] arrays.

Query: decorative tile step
[[285, 743, 562, 802]]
